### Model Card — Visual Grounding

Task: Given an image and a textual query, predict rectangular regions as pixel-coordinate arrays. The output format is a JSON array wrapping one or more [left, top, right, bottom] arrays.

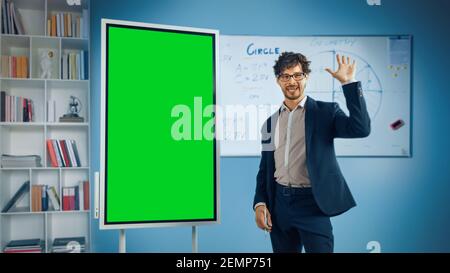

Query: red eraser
[[390, 119, 405, 130]]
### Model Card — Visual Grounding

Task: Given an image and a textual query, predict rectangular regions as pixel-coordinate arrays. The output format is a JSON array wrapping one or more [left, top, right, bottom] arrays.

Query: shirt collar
[[280, 95, 308, 112]]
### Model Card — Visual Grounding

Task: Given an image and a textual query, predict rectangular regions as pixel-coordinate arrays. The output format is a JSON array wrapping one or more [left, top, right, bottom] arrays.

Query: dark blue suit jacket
[[253, 81, 371, 217]]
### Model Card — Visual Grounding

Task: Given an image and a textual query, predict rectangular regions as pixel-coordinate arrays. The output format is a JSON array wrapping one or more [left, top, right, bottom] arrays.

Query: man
[[253, 52, 370, 253]]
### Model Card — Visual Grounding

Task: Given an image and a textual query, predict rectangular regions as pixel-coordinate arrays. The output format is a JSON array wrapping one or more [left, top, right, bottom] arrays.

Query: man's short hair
[[273, 52, 311, 77]]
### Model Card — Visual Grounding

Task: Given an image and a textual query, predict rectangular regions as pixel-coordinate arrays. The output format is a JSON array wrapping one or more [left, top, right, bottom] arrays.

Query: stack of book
[[3, 239, 44, 253], [62, 181, 90, 211], [48, 10, 88, 38], [1, 0, 25, 35], [0, 55, 29, 78], [61, 50, 89, 80], [0, 91, 34, 122], [31, 185, 60, 212], [1, 154, 42, 168], [52, 237, 85, 253], [1, 181, 30, 213], [46, 139, 81, 167]]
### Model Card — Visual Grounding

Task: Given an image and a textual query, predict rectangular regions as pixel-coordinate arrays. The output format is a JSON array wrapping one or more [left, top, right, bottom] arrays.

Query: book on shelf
[[0, 91, 34, 122], [3, 238, 44, 253], [62, 181, 89, 211], [0, 55, 29, 78], [47, 186, 60, 210], [52, 236, 85, 253], [46, 139, 82, 167], [1, 180, 30, 213], [1, 0, 25, 35], [48, 10, 88, 38], [1, 154, 42, 168], [60, 50, 88, 80], [31, 185, 61, 212]]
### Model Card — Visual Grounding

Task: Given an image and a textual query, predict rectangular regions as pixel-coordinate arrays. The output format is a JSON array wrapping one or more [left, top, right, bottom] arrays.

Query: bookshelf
[[0, 0, 90, 253]]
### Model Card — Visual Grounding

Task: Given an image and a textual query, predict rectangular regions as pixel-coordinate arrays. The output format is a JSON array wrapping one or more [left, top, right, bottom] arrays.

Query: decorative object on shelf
[[39, 49, 55, 79], [59, 95, 84, 122]]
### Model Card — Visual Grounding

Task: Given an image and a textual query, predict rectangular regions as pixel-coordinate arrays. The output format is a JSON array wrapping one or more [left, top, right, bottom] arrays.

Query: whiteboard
[[218, 35, 411, 157]]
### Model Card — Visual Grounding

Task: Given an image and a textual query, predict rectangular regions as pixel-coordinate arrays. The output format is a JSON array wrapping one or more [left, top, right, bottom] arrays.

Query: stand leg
[[119, 229, 126, 253], [192, 226, 198, 253]]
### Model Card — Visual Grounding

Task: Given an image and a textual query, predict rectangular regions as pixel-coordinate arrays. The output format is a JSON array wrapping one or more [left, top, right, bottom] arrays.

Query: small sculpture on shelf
[[59, 96, 84, 122], [40, 49, 54, 79]]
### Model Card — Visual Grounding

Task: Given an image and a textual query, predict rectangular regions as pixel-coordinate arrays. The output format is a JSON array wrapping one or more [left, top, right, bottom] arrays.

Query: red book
[[62, 188, 70, 210], [46, 140, 58, 167], [69, 190, 75, 210], [60, 140, 72, 167], [83, 181, 90, 210]]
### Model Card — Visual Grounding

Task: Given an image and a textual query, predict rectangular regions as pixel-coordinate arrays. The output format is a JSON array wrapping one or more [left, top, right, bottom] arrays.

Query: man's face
[[276, 64, 308, 101]]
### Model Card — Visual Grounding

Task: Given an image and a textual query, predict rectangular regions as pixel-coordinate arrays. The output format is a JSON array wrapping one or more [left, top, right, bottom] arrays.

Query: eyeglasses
[[278, 72, 307, 82]]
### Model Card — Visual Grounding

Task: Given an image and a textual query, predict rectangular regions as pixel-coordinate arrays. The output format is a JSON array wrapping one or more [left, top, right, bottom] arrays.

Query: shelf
[[46, 122, 89, 126], [1, 33, 88, 41], [0, 122, 45, 126], [0, 77, 88, 82], [0, 122, 88, 127], [1, 210, 89, 216], [0, 167, 89, 170], [0, 0, 91, 254]]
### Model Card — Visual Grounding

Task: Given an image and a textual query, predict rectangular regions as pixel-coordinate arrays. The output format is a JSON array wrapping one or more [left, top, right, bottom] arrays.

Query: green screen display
[[105, 24, 217, 225]]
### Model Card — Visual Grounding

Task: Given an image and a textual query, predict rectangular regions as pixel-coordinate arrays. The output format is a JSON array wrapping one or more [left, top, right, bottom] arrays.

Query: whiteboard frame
[[100, 18, 220, 230]]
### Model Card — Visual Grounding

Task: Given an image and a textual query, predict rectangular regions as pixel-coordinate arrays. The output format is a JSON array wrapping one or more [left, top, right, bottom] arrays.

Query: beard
[[283, 84, 304, 100]]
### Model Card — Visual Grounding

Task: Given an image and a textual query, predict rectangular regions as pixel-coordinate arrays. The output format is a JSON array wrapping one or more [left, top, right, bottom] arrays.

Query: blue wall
[[89, 0, 450, 252]]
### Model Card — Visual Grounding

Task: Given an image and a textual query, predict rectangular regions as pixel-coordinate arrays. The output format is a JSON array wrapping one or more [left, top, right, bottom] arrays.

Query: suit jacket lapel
[[305, 96, 315, 157]]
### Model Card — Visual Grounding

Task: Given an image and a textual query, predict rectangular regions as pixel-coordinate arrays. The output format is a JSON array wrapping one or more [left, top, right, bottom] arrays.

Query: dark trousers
[[270, 183, 334, 253]]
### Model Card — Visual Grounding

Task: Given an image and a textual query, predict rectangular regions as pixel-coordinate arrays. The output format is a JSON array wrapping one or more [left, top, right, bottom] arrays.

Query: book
[[62, 188, 69, 210], [4, 238, 44, 253], [62, 187, 76, 211], [1, 90, 5, 121], [62, 53, 68, 79], [51, 14, 56, 36], [1, 181, 30, 213], [47, 186, 60, 211], [83, 181, 90, 210], [31, 185, 42, 212], [79, 181, 84, 210], [74, 186, 79, 210], [1, 154, 42, 168], [47, 19, 51, 36], [71, 139, 81, 167], [59, 139, 71, 167], [2, 0, 8, 34], [42, 185, 48, 211], [65, 138, 77, 167], [52, 236, 85, 253], [53, 236, 85, 246], [47, 139, 58, 167]]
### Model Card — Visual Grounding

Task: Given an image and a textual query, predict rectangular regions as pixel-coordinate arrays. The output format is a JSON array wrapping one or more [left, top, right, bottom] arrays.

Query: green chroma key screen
[[106, 24, 217, 225]]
